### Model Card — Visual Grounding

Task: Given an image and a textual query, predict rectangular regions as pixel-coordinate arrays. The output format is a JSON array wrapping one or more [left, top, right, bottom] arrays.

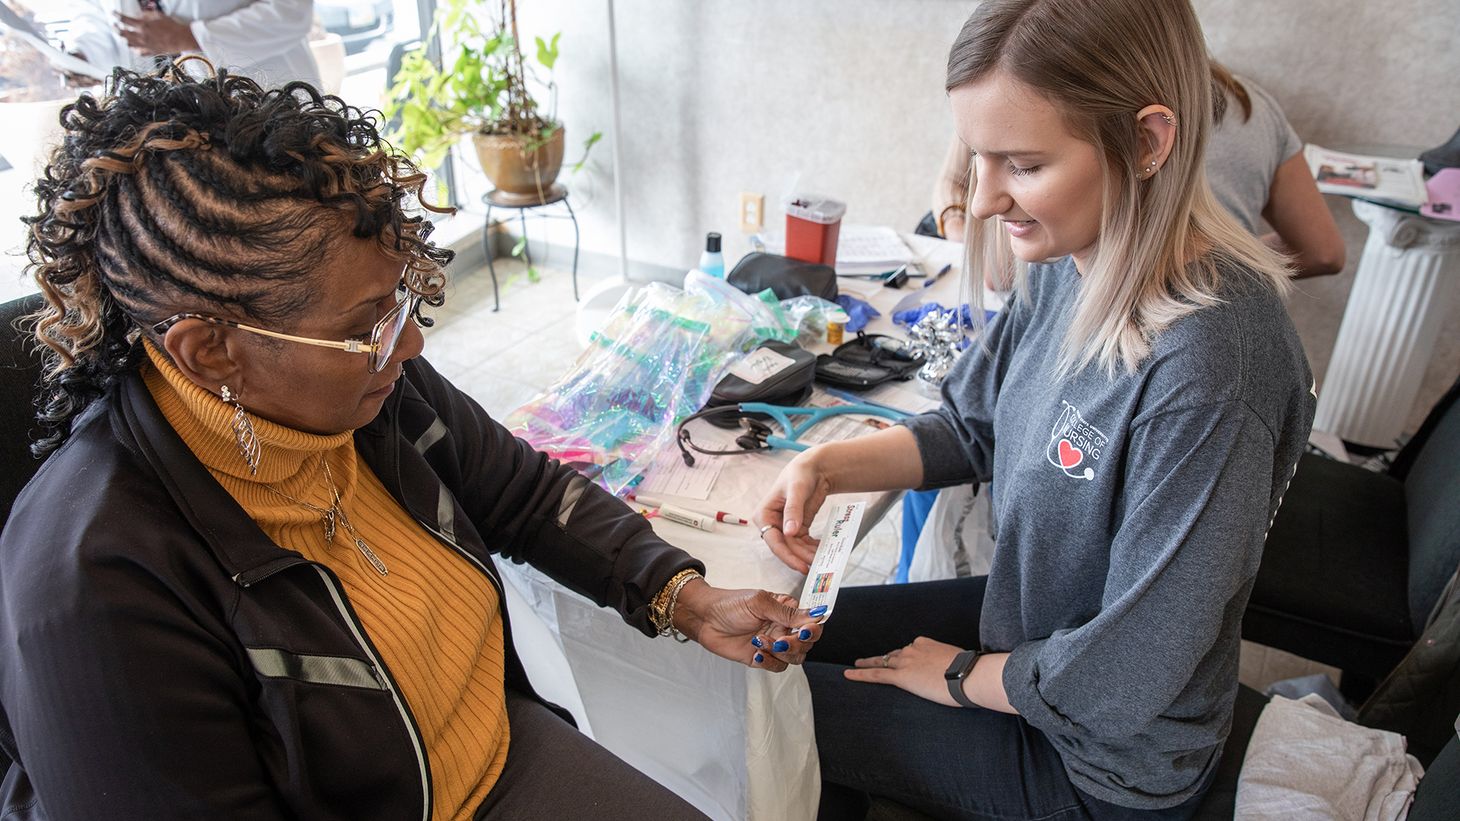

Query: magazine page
[[1304, 144, 1428, 208]]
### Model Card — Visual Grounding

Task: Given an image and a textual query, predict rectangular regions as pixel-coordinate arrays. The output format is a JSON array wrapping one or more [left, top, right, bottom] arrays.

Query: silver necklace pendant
[[353, 535, 389, 576]]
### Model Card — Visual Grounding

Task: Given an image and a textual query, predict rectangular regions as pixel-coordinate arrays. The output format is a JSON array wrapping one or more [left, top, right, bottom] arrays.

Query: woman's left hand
[[846, 636, 966, 706], [673, 580, 823, 672]]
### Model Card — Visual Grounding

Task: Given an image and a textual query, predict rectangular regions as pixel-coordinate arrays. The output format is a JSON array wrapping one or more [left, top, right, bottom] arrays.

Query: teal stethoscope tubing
[[738, 402, 911, 452]]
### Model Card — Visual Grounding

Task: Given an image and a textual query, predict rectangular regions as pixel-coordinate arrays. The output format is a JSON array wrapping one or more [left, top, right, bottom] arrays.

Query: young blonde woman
[[756, 0, 1315, 818], [932, 65, 1346, 287]]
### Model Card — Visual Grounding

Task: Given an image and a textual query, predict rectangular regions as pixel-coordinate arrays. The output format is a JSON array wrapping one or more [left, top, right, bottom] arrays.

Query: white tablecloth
[[501, 234, 975, 820]]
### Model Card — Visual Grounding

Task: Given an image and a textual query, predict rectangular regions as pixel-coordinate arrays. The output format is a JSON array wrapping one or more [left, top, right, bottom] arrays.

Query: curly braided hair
[[23, 60, 453, 457]]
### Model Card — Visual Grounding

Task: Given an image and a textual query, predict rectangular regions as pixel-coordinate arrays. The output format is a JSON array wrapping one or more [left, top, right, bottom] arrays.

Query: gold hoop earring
[[220, 385, 261, 475]]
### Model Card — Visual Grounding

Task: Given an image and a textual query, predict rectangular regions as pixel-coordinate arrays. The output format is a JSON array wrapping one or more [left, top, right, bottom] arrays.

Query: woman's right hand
[[755, 450, 833, 573]]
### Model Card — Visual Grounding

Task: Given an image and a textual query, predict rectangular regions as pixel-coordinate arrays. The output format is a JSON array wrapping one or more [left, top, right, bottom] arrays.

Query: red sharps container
[[784, 196, 846, 267]]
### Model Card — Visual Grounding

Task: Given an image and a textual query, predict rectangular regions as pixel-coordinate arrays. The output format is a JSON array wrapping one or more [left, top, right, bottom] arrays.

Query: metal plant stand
[[480, 183, 581, 312]]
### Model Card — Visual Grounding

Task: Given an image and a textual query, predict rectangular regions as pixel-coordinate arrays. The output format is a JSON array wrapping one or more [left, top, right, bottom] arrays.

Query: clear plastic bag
[[503, 273, 803, 495], [778, 295, 843, 347]]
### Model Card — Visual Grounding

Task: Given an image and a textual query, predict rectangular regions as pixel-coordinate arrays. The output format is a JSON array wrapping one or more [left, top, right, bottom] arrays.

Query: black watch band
[[944, 648, 982, 709]]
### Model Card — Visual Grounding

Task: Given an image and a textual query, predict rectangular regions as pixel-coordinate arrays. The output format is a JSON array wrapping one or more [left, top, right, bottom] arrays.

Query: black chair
[[0, 292, 47, 780], [1243, 372, 1460, 707], [0, 293, 47, 526]]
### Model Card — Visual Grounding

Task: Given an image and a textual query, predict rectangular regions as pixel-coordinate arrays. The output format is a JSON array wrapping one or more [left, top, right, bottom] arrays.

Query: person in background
[[1204, 64, 1345, 279], [65, 0, 321, 88], [929, 62, 1345, 287], [0, 62, 821, 819], [758, 0, 1315, 817]]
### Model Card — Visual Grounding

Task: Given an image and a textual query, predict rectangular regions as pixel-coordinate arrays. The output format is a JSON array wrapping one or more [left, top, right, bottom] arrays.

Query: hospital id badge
[[797, 501, 866, 621]]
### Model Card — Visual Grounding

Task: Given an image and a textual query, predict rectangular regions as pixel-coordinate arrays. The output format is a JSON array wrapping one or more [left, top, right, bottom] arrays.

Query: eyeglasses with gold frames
[[150, 288, 424, 374]]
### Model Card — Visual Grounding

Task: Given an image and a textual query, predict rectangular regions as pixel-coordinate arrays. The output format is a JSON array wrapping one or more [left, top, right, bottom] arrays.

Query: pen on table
[[922, 263, 953, 288], [628, 494, 751, 527]]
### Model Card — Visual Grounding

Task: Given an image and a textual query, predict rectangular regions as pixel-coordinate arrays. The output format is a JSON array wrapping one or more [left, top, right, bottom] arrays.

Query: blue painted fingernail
[[773, 640, 790, 652], [754, 653, 764, 664], [799, 628, 812, 641], [808, 605, 828, 618], [750, 636, 764, 648]]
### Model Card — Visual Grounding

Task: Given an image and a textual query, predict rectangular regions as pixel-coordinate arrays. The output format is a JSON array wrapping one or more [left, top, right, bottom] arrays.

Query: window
[[0, 1, 440, 304]]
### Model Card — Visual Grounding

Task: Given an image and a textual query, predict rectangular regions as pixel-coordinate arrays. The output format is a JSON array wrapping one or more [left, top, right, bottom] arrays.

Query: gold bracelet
[[936, 203, 966, 238], [650, 569, 702, 640]]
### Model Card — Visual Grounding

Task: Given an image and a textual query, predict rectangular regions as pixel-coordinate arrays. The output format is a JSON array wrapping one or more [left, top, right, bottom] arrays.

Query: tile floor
[[430, 256, 1338, 693]]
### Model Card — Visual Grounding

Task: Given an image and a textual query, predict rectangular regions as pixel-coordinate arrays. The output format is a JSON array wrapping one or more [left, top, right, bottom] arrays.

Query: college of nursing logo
[[1046, 400, 1108, 481]]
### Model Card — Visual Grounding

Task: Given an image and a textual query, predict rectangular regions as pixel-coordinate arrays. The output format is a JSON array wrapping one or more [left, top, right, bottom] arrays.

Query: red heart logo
[[1057, 439, 1083, 469]]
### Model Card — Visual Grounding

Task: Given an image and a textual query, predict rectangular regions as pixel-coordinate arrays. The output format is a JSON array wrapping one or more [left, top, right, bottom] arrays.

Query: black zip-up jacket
[[0, 357, 702, 820]]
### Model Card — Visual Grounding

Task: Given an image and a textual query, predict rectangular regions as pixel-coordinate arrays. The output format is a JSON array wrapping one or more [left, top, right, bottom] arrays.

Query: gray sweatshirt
[[903, 256, 1315, 809]]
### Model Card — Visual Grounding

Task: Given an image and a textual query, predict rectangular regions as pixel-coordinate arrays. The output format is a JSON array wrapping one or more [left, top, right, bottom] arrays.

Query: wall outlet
[[739, 192, 765, 233]]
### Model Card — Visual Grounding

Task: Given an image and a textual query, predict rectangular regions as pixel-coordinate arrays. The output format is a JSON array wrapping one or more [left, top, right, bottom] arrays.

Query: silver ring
[[881, 653, 891, 668], [759, 524, 775, 538]]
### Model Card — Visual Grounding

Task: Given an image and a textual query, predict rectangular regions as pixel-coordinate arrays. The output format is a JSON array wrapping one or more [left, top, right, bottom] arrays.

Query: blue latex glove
[[893, 302, 969, 328], [834, 294, 881, 333], [891, 302, 1000, 328]]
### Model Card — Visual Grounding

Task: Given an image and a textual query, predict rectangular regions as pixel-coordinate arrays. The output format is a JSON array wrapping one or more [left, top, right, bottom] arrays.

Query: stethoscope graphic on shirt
[[1046, 401, 1109, 481]]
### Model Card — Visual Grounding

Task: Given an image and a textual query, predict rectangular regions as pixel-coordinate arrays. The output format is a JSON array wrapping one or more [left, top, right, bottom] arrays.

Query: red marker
[[628, 494, 751, 527]]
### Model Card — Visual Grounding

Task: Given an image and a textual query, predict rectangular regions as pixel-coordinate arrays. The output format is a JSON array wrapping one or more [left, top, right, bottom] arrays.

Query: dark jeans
[[806, 578, 1208, 821], [475, 691, 708, 819]]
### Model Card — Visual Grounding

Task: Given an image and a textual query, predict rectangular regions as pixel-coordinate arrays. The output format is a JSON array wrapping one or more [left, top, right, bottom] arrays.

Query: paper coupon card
[[797, 501, 866, 620]]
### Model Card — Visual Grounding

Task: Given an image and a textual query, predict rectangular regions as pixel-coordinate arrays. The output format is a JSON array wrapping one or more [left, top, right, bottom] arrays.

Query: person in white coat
[[66, 1, 320, 89]]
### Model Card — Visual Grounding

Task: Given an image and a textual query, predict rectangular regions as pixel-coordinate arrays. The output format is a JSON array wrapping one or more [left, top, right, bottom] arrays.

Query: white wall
[[512, 0, 1460, 433], [511, 0, 965, 270]]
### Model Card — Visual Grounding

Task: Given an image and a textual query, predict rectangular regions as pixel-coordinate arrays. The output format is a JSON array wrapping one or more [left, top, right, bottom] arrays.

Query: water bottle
[[699, 232, 725, 278]]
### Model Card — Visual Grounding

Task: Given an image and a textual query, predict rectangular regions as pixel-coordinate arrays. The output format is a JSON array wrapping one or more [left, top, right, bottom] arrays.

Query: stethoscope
[[675, 402, 910, 467]]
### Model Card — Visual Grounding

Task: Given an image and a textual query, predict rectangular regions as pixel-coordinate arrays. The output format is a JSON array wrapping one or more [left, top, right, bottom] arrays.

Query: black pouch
[[814, 332, 924, 389], [727, 252, 838, 302], [704, 340, 817, 427]]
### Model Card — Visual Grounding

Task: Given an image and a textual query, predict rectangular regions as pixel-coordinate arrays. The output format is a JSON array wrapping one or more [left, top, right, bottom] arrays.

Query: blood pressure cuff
[[727, 252, 838, 302], [705, 340, 817, 427], [814, 333, 923, 389]]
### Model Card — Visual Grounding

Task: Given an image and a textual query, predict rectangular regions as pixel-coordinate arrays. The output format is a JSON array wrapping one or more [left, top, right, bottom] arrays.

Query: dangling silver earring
[[220, 385, 260, 475]]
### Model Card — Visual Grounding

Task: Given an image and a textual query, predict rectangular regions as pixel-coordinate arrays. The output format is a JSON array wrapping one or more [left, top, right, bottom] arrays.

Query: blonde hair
[[948, 0, 1291, 375]]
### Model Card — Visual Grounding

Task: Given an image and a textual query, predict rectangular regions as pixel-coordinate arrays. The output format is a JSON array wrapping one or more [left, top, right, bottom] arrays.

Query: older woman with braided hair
[[0, 61, 822, 820]]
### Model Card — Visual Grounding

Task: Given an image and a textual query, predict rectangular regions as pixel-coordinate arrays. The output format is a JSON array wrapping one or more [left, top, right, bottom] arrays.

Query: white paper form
[[636, 441, 725, 500], [797, 501, 866, 619]]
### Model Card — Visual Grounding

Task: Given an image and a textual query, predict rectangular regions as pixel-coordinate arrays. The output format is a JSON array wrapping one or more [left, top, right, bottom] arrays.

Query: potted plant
[[385, 0, 599, 206]]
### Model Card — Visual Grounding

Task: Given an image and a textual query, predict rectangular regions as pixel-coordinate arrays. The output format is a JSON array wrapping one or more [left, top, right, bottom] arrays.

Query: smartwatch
[[944, 648, 982, 708]]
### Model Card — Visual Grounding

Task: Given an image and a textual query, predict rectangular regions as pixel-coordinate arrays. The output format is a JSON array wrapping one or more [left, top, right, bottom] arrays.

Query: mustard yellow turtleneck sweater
[[143, 343, 509, 820]]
